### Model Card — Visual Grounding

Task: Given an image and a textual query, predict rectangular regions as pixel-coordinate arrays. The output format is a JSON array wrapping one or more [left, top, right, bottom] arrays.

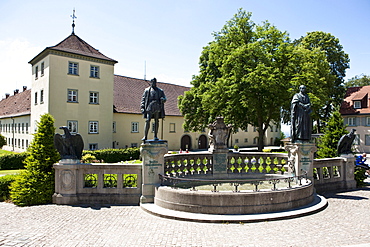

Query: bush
[[0, 174, 17, 201], [0, 134, 6, 149], [354, 167, 367, 187], [10, 113, 60, 206], [0, 153, 27, 170], [83, 148, 140, 163]]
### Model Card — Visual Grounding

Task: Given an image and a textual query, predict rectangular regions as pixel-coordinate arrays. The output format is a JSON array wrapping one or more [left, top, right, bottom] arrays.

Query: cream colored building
[[0, 31, 281, 152]]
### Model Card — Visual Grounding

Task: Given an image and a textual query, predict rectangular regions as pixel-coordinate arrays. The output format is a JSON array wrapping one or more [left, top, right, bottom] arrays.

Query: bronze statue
[[208, 117, 233, 151], [291, 85, 312, 143], [141, 78, 166, 141], [337, 129, 356, 155], [54, 126, 84, 160]]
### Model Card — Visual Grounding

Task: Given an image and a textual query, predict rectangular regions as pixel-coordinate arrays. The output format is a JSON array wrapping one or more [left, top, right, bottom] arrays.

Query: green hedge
[[82, 148, 140, 163], [0, 174, 17, 201], [0, 153, 27, 170]]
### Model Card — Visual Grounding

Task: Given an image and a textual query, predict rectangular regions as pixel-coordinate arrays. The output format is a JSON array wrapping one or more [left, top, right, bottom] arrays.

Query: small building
[[340, 85, 370, 153]]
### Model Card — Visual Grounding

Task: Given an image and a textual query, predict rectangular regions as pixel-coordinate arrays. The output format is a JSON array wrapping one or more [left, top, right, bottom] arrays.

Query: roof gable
[[341, 85, 370, 115], [29, 33, 117, 64], [113, 75, 189, 116]]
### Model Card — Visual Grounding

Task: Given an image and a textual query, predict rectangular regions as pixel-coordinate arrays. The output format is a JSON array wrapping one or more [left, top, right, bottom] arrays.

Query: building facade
[[0, 32, 281, 152]]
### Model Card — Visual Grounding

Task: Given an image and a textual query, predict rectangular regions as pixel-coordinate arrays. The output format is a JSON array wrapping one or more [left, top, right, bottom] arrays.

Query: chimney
[[14, 89, 19, 95], [5, 93, 10, 99], [23, 86, 27, 92]]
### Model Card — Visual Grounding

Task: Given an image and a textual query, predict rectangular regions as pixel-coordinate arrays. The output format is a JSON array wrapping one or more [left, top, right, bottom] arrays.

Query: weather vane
[[71, 8, 77, 34]]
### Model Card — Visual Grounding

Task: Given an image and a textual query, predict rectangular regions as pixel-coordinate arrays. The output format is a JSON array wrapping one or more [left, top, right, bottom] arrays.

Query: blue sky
[[1, 0, 369, 101]]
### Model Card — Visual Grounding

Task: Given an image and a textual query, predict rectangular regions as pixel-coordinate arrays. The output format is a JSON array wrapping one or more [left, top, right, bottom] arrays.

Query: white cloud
[[0, 39, 41, 99]]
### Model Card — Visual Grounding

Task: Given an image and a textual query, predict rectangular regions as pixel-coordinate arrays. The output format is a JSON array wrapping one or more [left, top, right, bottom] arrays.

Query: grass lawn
[[0, 170, 24, 175], [0, 150, 14, 156]]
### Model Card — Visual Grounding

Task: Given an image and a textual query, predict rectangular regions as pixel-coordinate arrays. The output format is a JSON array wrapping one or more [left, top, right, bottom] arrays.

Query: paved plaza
[[1, 186, 370, 247]]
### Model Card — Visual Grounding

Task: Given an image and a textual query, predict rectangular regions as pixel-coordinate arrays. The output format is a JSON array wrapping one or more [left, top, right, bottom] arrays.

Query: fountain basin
[[154, 180, 314, 215]]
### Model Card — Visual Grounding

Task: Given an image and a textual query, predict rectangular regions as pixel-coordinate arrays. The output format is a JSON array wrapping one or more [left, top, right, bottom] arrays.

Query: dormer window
[[354, 101, 362, 109]]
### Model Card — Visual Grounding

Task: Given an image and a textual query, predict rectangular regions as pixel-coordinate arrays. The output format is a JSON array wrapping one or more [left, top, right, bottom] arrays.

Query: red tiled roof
[[29, 34, 117, 64], [114, 75, 189, 116], [0, 90, 31, 118], [340, 85, 370, 115]]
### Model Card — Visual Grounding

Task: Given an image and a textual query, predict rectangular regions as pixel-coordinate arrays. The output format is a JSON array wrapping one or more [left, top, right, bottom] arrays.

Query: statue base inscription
[[140, 141, 168, 203], [285, 142, 317, 180]]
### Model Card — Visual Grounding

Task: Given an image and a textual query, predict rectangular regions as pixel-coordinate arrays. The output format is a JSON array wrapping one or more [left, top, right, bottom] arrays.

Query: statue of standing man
[[141, 78, 166, 141], [291, 85, 312, 143]]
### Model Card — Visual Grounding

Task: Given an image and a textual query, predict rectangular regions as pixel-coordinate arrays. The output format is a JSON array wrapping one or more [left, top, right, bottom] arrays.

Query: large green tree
[[297, 31, 350, 132], [10, 113, 60, 206], [344, 74, 370, 88], [179, 9, 332, 151]]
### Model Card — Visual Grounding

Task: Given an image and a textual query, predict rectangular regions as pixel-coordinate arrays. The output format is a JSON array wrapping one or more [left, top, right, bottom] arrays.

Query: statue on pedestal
[[208, 117, 233, 151], [291, 85, 312, 143], [141, 78, 167, 141], [337, 129, 356, 155], [54, 126, 84, 160]]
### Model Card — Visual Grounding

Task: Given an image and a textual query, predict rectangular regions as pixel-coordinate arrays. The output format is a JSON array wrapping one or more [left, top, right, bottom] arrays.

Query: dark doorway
[[181, 135, 192, 151], [198, 135, 207, 150]]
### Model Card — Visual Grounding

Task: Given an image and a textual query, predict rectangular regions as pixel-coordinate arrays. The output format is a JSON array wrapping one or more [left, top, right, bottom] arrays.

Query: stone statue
[[54, 126, 84, 160], [337, 129, 356, 155], [291, 85, 312, 143], [208, 117, 233, 152], [141, 78, 167, 141]]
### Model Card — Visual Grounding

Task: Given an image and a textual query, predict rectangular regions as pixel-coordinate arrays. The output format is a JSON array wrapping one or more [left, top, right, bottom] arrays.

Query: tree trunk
[[257, 129, 265, 151]]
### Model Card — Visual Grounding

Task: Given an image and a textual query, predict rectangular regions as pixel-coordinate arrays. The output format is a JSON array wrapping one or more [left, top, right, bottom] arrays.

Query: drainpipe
[[11, 117, 14, 151]]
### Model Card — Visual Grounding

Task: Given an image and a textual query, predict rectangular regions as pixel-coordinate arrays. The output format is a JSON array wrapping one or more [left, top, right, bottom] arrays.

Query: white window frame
[[131, 122, 139, 133], [41, 62, 44, 76], [348, 117, 356, 126], [90, 65, 99, 78], [113, 121, 116, 133], [35, 66, 38, 80], [89, 143, 98, 150], [89, 121, 99, 134], [67, 120, 78, 134], [169, 123, 175, 133], [89, 91, 99, 104], [40, 89, 44, 104], [354, 101, 361, 109], [34, 92, 38, 105], [68, 62, 79, 75], [67, 89, 78, 103]]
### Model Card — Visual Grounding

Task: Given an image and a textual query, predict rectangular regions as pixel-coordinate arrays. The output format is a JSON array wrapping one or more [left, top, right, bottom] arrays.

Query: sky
[[1, 0, 369, 102]]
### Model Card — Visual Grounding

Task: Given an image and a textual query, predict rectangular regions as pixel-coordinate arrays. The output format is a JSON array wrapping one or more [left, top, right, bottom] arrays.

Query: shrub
[[81, 153, 97, 163], [0, 174, 17, 201], [354, 167, 367, 187], [0, 134, 6, 149], [10, 113, 60, 206], [83, 148, 140, 163], [0, 153, 27, 170]]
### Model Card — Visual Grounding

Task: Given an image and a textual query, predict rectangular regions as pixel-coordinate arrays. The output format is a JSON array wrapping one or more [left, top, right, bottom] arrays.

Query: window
[[68, 62, 78, 75], [235, 139, 239, 144], [366, 135, 370, 146], [26, 123, 28, 134], [244, 138, 248, 143], [354, 101, 361, 109], [275, 125, 279, 132], [35, 66, 38, 79], [89, 143, 98, 150], [348, 117, 356, 126], [41, 62, 44, 76], [67, 89, 78, 102], [18, 123, 20, 133], [89, 121, 99, 134], [113, 121, 116, 133], [253, 127, 257, 132], [22, 123, 24, 133], [90, 65, 99, 78], [253, 137, 258, 144], [131, 122, 139, 133], [40, 89, 44, 103], [169, 123, 175, 133], [366, 117, 370, 126], [270, 126, 273, 132], [34, 92, 37, 105], [89, 92, 99, 104], [67, 121, 78, 133], [131, 143, 138, 148]]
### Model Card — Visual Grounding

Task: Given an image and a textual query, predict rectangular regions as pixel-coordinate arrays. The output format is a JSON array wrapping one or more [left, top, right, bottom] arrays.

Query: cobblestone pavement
[[1, 187, 370, 247]]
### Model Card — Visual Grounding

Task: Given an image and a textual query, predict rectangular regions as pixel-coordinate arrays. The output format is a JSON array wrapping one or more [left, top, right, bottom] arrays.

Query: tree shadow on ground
[[321, 186, 370, 200]]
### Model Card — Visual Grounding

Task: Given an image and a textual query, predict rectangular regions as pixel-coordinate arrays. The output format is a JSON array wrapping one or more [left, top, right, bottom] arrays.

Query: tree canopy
[[178, 9, 349, 151], [344, 74, 370, 88]]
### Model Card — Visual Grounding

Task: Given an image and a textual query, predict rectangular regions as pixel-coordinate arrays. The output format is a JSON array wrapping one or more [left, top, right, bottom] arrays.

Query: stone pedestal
[[211, 150, 229, 178], [53, 162, 79, 204], [140, 141, 168, 203], [285, 142, 317, 179]]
